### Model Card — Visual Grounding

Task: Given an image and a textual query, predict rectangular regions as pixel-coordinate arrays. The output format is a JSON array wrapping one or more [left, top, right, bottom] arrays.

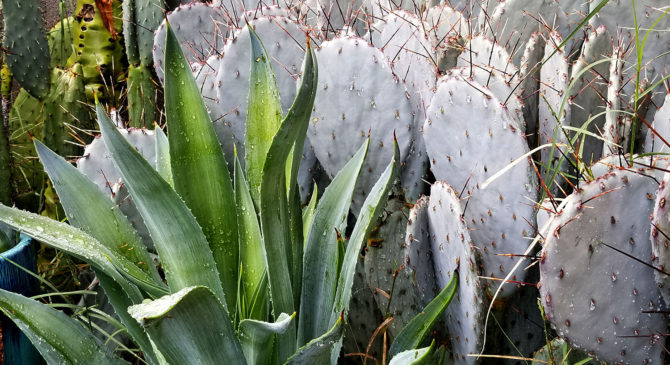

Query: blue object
[[0, 236, 42, 364]]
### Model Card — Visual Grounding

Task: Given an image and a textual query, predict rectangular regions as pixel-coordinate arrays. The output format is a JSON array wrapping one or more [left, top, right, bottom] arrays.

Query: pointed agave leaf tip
[[393, 130, 397, 142]]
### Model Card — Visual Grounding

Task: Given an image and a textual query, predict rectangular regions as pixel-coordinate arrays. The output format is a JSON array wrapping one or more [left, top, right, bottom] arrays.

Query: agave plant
[[0, 24, 457, 364]]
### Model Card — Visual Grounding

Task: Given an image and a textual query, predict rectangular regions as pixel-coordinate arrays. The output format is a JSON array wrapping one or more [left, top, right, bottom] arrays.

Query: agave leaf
[[0, 205, 165, 297], [298, 140, 368, 346], [0, 288, 128, 364], [239, 312, 294, 364], [301, 183, 318, 241], [96, 103, 226, 305], [245, 25, 283, 202], [128, 286, 245, 365], [234, 151, 267, 321], [164, 24, 238, 310], [259, 35, 317, 363], [95, 270, 159, 365], [389, 273, 458, 358], [330, 140, 400, 325], [285, 313, 344, 365], [388, 341, 437, 365], [154, 127, 172, 186], [34, 140, 161, 283]]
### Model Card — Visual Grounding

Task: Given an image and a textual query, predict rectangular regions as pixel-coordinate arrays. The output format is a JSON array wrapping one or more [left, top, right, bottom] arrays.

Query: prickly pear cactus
[[602, 47, 625, 156], [424, 75, 538, 298], [153, 2, 229, 82], [650, 172, 670, 304], [423, 4, 466, 72], [308, 36, 414, 215], [77, 128, 157, 190], [456, 35, 518, 85], [2, 0, 51, 98], [484, 0, 585, 65], [589, 0, 670, 112], [424, 181, 485, 363], [518, 32, 544, 144], [538, 32, 571, 188], [213, 15, 307, 163], [369, 11, 434, 201], [644, 94, 670, 153], [539, 168, 666, 363], [568, 25, 610, 165]]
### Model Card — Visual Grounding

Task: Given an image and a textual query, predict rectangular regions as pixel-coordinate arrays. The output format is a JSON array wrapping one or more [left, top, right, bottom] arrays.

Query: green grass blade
[[298, 140, 368, 346], [234, 151, 267, 321], [0, 288, 128, 364], [389, 273, 458, 358], [0, 204, 166, 297], [245, 25, 283, 202], [154, 127, 172, 187], [128, 286, 245, 365], [259, 37, 317, 363], [302, 184, 318, 241], [96, 103, 226, 305], [285, 314, 344, 365], [239, 312, 295, 364], [330, 140, 399, 327], [35, 140, 161, 283], [388, 341, 436, 365], [164, 24, 238, 310]]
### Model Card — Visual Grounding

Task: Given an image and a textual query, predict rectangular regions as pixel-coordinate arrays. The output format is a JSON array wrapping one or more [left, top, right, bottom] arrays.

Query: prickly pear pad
[[153, 3, 228, 82], [540, 169, 665, 364], [424, 75, 537, 298], [645, 94, 670, 153], [214, 16, 307, 162], [308, 37, 413, 215], [77, 129, 157, 191], [426, 182, 485, 363], [651, 172, 670, 304]]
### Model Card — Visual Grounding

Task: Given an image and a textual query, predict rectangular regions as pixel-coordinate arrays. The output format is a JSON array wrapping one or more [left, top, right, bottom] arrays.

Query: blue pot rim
[[0, 235, 33, 261]]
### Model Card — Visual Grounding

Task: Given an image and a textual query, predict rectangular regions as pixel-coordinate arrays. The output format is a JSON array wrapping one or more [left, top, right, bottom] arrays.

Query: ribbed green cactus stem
[[1, 0, 51, 98], [127, 65, 156, 128], [0, 63, 11, 205]]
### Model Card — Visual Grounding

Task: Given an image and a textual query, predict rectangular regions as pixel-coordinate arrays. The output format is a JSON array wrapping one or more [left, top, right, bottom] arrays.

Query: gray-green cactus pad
[[307, 36, 414, 215], [426, 181, 485, 363], [651, 172, 670, 304], [213, 15, 307, 160], [568, 25, 611, 165], [539, 168, 666, 363], [78, 129, 157, 190], [538, 32, 571, 188], [644, 94, 670, 153], [423, 4, 466, 72], [424, 75, 538, 299], [153, 2, 229, 82], [370, 11, 435, 201]]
